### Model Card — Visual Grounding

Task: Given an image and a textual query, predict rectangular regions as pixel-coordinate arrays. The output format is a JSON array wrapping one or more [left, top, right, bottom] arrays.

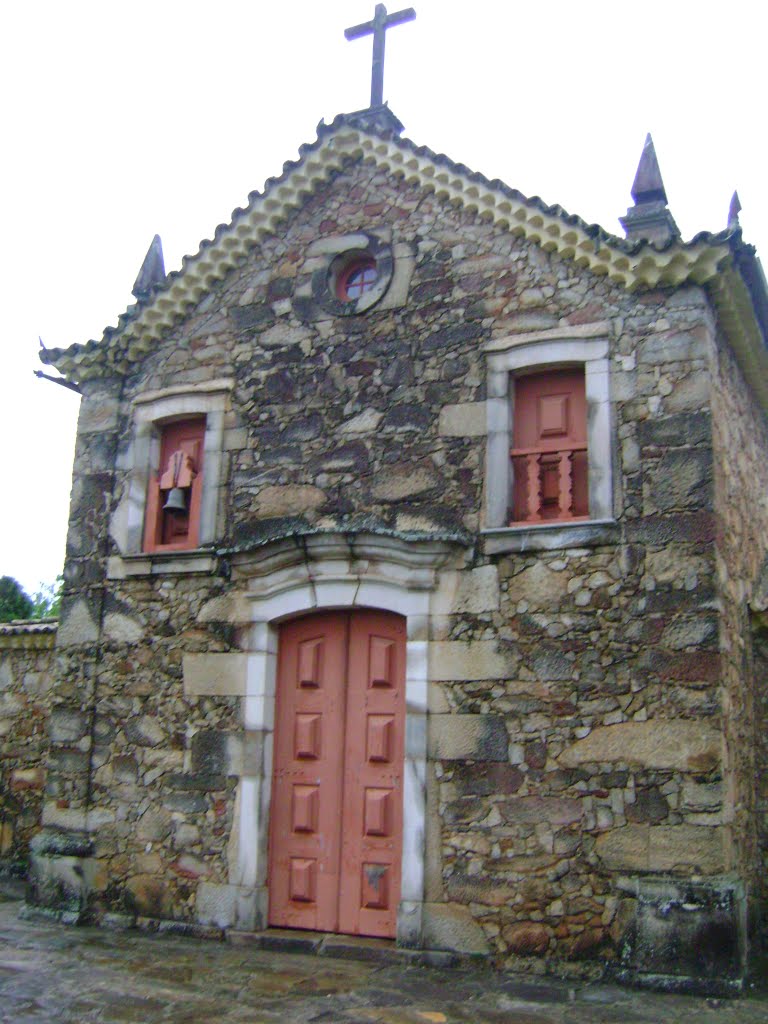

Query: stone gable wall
[[0, 633, 56, 876], [40, 161, 741, 977]]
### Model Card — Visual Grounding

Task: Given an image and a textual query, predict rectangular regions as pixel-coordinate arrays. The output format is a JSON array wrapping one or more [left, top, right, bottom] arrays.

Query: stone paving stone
[[2, 898, 768, 1024]]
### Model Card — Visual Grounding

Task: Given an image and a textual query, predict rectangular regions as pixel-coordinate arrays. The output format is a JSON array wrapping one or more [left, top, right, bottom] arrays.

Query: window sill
[[481, 519, 619, 555], [107, 550, 218, 579]]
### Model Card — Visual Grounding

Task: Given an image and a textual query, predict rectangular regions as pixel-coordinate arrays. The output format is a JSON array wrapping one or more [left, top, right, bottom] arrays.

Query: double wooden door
[[268, 610, 406, 939]]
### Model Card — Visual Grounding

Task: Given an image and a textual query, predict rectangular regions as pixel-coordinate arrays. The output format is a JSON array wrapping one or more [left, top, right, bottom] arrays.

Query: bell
[[163, 487, 187, 513]]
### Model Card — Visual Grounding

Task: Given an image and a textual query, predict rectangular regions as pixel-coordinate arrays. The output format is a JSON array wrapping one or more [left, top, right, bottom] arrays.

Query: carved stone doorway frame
[[225, 532, 459, 947]]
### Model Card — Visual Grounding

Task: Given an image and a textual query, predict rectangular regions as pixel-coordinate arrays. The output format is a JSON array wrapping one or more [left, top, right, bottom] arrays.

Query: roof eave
[[708, 238, 768, 415]]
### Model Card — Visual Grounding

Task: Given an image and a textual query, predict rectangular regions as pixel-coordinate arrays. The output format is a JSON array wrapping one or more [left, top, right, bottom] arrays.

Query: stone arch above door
[[201, 530, 462, 945]]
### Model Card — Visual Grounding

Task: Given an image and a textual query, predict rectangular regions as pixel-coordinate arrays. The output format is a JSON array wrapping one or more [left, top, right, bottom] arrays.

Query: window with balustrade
[[483, 331, 615, 553], [510, 369, 588, 525]]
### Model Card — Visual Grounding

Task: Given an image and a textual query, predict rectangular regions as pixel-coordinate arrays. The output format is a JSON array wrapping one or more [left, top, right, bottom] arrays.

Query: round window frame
[[312, 235, 394, 317]]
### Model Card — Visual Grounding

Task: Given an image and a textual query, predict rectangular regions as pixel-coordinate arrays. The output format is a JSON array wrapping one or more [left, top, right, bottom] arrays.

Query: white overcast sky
[[1, 0, 765, 596]]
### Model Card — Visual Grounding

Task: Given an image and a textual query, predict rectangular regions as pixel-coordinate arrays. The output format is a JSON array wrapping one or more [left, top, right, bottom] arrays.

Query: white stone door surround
[[227, 531, 460, 946]]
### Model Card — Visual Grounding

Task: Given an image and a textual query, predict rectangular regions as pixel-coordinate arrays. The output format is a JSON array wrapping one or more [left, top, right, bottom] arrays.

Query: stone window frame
[[108, 380, 232, 578], [309, 232, 395, 316], [483, 325, 618, 554]]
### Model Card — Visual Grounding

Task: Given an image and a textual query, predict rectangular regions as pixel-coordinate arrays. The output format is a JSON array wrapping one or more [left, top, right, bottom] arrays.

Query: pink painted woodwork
[[143, 417, 205, 552], [510, 369, 588, 524], [268, 610, 406, 939], [336, 258, 378, 300]]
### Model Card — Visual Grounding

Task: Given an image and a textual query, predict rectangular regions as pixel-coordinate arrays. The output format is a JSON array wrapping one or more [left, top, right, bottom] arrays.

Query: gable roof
[[41, 113, 768, 409]]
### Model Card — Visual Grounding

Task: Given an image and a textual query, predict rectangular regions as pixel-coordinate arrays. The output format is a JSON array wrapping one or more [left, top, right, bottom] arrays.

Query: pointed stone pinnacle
[[728, 191, 742, 230], [132, 235, 166, 301], [631, 133, 668, 205], [621, 133, 679, 245]]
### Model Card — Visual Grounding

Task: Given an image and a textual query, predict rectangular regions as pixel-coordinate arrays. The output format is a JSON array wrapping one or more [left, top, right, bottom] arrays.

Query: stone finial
[[339, 103, 405, 137], [631, 133, 667, 204], [132, 235, 166, 301], [728, 191, 742, 230], [620, 134, 679, 245]]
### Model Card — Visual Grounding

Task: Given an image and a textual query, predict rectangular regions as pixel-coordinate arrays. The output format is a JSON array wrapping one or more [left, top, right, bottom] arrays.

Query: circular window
[[312, 236, 394, 316], [336, 258, 378, 301]]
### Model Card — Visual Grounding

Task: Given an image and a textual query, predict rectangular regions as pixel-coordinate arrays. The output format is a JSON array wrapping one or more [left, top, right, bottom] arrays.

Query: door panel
[[268, 613, 347, 932], [339, 612, 406, 937], [268, 610, 405, 938]]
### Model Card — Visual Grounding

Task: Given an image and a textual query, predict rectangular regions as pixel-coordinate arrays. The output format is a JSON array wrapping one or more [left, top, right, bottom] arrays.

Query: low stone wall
[[0, 620, 56, 877]]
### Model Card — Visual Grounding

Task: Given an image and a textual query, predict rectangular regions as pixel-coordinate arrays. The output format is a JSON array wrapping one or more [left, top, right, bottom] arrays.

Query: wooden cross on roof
[[345, 4, 416, 109]]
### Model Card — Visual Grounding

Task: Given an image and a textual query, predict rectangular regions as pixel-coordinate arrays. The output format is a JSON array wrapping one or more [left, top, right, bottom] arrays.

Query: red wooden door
[[511, 369, 588, 522], [268, 610, 406, 938]]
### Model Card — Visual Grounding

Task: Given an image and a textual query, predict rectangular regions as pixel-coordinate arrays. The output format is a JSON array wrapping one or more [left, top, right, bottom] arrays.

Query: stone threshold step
[[227, 927, 486, 969]]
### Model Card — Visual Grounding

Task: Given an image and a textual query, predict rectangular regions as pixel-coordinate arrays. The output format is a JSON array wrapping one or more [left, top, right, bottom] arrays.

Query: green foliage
[[29, 576, 63, 619], [0, 576, 34, 623], [0, 575, 63, 623]]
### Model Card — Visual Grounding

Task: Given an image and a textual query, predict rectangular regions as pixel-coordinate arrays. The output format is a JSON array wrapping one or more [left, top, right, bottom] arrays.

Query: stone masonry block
[[254, 484, 326, 517], [10, 767, 45, 791], [499, 795, 582, 827], [183, 654, 249, 697], [56, 598, 99, 648], [638, 411, 711, 448], [559, 721, 720, 772], [371, 463, 442, 502], [422, 901, 489, 953], [77, 395, 119, 434], [617, 878, 745, 987], [432, 566, 500, 616], [196, 881, 238, 929], [637, 326, 708, 365], [198, 592, 251, 625], [643, 450, 713, 513], [595, 824, 724, 874], [430, 640, 513, 681], [438, 403, 487, 437], [49, 707, 88, 744], [504, 561, 571, 607], [428, 715, 508, 761], [103, 612, 144, 644]]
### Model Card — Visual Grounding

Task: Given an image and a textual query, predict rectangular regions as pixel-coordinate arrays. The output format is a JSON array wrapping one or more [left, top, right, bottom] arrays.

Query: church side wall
[[710, 326, 768, 947], [0, 632, 55, 879], [35, 164, 737, 984]]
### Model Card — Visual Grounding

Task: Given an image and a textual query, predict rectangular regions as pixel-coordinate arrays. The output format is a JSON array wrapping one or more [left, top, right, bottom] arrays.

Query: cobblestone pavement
[[1, 897, 767, 1024]]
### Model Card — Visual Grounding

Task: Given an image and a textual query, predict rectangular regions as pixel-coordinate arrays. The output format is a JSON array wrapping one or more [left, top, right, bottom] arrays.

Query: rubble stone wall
[[710, 327, 768, 940], [0, 628, 56, 875], [38, 164, 739, 978]]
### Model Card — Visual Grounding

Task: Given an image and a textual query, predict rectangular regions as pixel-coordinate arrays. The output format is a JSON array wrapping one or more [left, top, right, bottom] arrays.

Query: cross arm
[[345, 7, 416, 40], [384, 7, 416, 27], [345, 20, 376, 40]]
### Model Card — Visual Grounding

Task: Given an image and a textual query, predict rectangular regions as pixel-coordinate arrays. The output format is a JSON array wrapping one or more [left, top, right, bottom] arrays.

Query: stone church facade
[[4, 106, 768, 991]]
